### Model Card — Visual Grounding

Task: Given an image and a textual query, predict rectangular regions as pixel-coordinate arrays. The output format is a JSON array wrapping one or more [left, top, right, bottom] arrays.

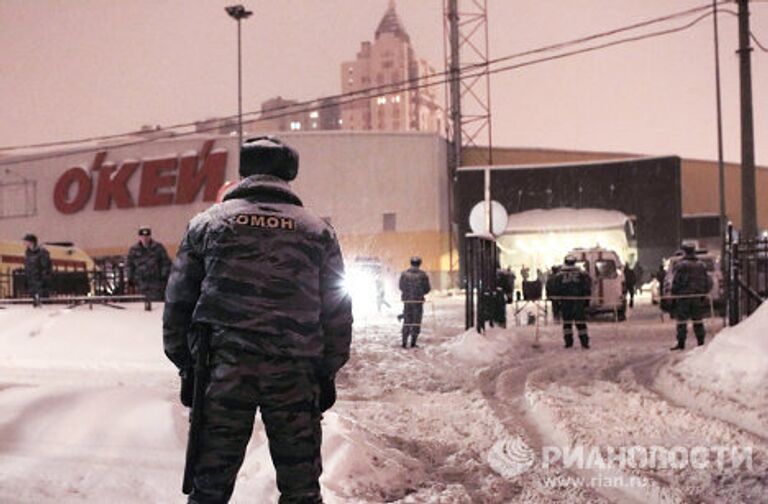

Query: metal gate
[[464, 234, 498, 332], [726, 224, 768, 325]]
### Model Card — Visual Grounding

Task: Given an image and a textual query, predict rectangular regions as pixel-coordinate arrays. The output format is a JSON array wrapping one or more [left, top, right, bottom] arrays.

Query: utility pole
[[447, 0, 462, 175], [712, 0, 726, 246], [445, 0, 461, 274], [225, 5, 253, 148], [737, 0, 757, 238]]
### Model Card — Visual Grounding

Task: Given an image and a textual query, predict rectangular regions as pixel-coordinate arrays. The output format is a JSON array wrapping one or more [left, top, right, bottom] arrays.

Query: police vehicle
[[565, 247, 628, 320]]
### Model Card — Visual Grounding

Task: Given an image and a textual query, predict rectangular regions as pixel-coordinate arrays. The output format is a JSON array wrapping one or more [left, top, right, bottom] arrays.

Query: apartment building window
[[383, 213, 396, 232]]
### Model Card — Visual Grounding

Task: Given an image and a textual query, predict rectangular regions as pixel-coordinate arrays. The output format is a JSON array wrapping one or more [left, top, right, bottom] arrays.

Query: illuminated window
[[392, 95, 401, 103], [309, 111, 319, 119], [290, 121, 302, 130], [376, 96, 387, 105]]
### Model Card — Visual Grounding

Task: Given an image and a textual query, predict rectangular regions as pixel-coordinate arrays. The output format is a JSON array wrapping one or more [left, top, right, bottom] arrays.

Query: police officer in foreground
[[398, 256, 431, 348], [163, 136, 353, 503], [127, 226, 171, 301], [670, 243, 712, 351], [22, 233, 52, 306], [548, 255, 592, 349]]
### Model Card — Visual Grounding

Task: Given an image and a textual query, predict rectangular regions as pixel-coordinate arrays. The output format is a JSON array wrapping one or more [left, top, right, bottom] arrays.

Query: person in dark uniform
[[127, 227, 171, 301], [670, 244, 713, 351], [548, 255, 592, 349], [624, 265, 637, 308], [22, 233, 52, 306], [398, 256, 431, 348], [633, 262, 645, 294], [163, 136, 353, 503], [493, 266, 516, 328]]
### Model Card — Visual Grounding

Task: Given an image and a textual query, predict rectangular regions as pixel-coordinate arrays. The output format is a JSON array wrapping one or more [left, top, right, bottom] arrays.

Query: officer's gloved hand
[[180, 368, 194, 407], [317, 375, 336, 412]]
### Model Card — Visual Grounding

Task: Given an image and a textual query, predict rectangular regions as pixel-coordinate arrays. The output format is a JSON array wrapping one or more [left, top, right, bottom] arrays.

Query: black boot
[[694, 323, 706, 346], [673, 324, 687, 351]]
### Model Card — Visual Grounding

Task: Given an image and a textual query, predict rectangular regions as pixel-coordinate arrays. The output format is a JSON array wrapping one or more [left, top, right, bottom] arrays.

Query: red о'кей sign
[[53, 140, 228, 214]]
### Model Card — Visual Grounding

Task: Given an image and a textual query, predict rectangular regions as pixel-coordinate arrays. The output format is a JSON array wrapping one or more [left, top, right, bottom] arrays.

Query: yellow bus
[[0, 241, 95, 298]]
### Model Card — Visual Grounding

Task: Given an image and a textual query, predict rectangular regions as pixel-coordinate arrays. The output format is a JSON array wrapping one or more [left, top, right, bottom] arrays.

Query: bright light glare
[[343, 268, 378, 316]]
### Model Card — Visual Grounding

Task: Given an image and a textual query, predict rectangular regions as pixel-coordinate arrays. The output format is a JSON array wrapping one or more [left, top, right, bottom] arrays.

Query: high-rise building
[[258, 96, 342, 133], [340, 1, 442, 133]]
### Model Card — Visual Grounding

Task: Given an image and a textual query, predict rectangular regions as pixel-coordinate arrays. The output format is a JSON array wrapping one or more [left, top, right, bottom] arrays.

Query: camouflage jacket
[[127, 240, 171, 287], [163, 175, 353, 376], [547, 265, 592, 299], [399, 266, 431, 301], [24, 246, 52, 291], [671, 256, 713, 296]]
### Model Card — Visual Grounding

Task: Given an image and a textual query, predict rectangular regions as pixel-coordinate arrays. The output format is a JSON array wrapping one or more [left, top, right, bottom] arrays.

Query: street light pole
[[225, 5, 253, 148], [737, 0, 757, 239]]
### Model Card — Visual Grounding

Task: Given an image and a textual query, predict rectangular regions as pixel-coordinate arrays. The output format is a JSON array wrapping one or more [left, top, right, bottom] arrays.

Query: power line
[[704, 7, 768, 53], [0, 1, 726, 154], [0, 7, 712, 166], [751, 32, 768, 52], [0, 7, 722, 166]]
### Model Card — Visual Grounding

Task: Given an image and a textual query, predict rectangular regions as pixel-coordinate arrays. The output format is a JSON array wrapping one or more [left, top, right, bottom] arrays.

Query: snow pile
[[0, 304, 170, 373], [656, 303, 768, 438], [444, 327, 517, 365], [678, 302, 768, 387], [232, 412, 426, 504]]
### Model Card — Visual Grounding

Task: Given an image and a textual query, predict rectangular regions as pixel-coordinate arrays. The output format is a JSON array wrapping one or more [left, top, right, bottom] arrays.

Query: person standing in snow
[[633, 262, 645, 293], [163, 136, 353, 503], [624, 265, 637, 308], [548, 255, 592, 349], [399, 256, 431, 348], [126, 226, 171, 301], [22, 233, 52, 306], [669, 243, 712, 350]]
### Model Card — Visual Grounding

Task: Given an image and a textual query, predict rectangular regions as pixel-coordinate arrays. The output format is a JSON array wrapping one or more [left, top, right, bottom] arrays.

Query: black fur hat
[[240, 136, 299, 181]]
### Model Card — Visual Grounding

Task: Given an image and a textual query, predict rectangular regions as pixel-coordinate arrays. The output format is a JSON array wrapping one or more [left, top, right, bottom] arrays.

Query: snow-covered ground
[[0, 295, 765, 503]]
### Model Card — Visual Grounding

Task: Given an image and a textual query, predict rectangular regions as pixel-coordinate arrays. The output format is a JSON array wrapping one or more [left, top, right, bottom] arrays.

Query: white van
[[565, 247, 627, 320]]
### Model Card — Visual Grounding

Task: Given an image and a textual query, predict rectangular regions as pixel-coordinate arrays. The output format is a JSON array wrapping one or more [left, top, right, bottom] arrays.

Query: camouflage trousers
[[674, 298, 706, 346], [401, 302, 424, 347], [188, 345, 323, 504], [560, 302, 589, 348]]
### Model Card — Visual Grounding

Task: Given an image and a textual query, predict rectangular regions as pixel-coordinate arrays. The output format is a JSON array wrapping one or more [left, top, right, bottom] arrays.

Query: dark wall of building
[[455, 156, 682, 279]]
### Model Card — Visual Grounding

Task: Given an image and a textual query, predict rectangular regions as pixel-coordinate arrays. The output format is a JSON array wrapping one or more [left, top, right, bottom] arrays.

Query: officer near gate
[[22, 233, 52, 306], [670, 243, 712, 351], [398, 256, 431, 348], [548, 255, 592, 349], [163, 136, 353, 503], [126, 226, 171, 301]]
